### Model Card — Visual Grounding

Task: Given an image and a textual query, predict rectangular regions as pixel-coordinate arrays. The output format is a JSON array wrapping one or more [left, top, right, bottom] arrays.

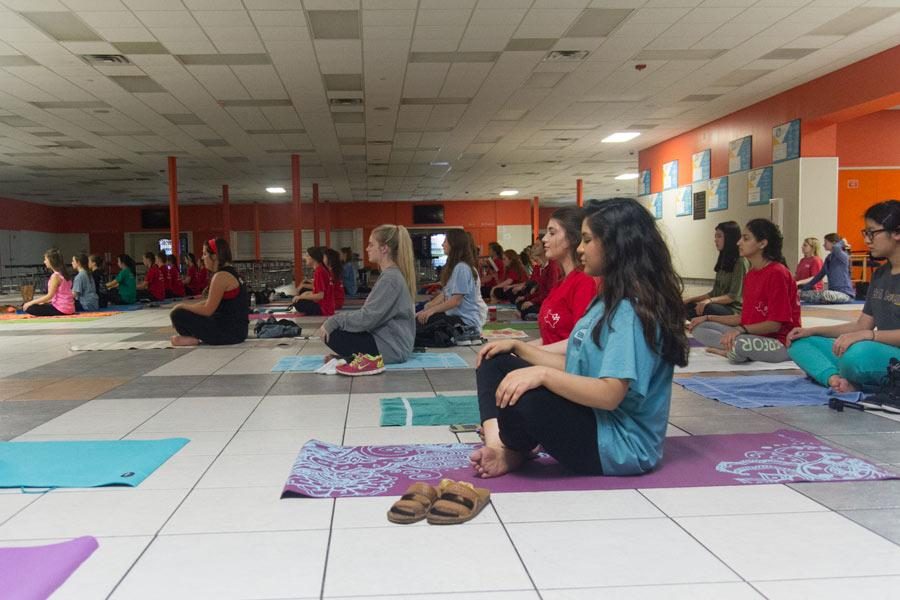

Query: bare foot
[[705, 347, 728, 357], [171, 335, 200, 347], [828, 375, 858, 394], [469, 445, 527, 478]]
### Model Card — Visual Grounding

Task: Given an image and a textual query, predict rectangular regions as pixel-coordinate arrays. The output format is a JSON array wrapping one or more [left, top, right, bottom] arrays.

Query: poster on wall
[[652, 192, 663, 220], [729, 135, 752, 173], [772, 119, 800, 163], [675, 185, 693, 217], [663, 160, 678, 190], [640, 170, 650, 196], [707, 176, 729, 212], [747, 166, 773, 206], [692, 149, 710, 182]]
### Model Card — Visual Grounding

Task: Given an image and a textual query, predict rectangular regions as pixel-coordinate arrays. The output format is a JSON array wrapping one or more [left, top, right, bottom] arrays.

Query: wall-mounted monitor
[[413, 204, 444, 224], [141, 208, 170, 229]]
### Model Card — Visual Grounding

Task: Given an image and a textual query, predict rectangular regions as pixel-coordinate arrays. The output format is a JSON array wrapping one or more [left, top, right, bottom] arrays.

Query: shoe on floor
[[336, 353, 385, 376], [315, 357, 346, 375]]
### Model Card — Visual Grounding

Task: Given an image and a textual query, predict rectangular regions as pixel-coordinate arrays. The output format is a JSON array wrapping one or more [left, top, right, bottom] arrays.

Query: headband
[[208, 238, 217, 254]]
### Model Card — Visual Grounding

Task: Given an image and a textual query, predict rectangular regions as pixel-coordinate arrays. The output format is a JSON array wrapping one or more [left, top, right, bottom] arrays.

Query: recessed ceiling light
[[499, 189, 518, 196], [601, 132, 641, 143], [266, 186, 286, 194], [614, 173, 639, 180]]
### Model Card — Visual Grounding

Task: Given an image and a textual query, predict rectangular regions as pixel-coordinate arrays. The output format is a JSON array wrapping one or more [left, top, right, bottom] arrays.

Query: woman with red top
[[517, 238, 562, 320], [535, 206, 598, 345], [182, 253, 207, 296], [795, 237, 824, 291], [165, 254, 185, 297], [170, 238, 249, 346], [480, 242, 504, 298], [136, 252, 165, 302], [324, 248, 345, 310], [490, 250, 529, 302], [292, 247, 335, 316], [689, 218, 801, 363]]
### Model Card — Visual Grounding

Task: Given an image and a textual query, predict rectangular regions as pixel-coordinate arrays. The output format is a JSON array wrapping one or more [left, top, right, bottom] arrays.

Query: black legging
[[685, 302, 734, 319], [477, 353, 603, 475], [170, 307, 247, 345], [25, 303, 65, 317], [325, 329, 380, 360], [293, 300, 322, 315]]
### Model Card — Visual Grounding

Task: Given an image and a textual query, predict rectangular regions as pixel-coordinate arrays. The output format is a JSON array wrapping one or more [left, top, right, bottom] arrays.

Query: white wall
[[497, 225, 534, 253], [0, 230, 89, 270]]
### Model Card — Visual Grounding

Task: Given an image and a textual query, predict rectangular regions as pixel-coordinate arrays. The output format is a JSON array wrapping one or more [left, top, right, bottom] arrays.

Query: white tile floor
[[1, 304, 898, 599]]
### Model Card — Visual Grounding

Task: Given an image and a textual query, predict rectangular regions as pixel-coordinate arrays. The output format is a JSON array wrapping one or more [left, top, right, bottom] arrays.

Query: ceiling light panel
[[21, 12, 103, 42], [308, 10, 360, 40]]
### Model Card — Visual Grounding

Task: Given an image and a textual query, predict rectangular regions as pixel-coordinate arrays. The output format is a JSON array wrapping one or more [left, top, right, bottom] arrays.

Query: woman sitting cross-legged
[[106, 254, 137, 305], [489, 249, 528, 303], [292, 247, 335, 316], [169, 238, 249, 346], [23, 248, 75, 317], [316, 224, 417, 376], [689, 219, 801, 363], [71, 254, 99, 312], [683, 220, 747, 319], [788, 200, 900, 393], [799, 233, 855, 304], [416, 229, 487, 333], [470, 198, 689, 478]]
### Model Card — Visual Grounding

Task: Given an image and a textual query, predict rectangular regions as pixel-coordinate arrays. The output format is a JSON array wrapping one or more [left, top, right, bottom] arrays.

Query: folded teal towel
[[380, 395, 480, 426]]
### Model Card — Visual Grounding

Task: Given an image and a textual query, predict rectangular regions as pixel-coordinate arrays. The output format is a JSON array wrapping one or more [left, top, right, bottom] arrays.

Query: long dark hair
[[583, 198, 688, 367], [44, 248, 72, 281], [441, 229, 478, 287], [550, 206, 584, 267], [306, 246, 324, 266], [503, 249, 528, 280], [745, 219, 787, 266], [118, 254, 136, 275], [323, 247, 342, 280], [713, 221, 741, 273]]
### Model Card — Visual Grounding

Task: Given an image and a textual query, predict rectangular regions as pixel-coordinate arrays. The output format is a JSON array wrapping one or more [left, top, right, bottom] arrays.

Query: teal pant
[[787, 336, 900, 390]]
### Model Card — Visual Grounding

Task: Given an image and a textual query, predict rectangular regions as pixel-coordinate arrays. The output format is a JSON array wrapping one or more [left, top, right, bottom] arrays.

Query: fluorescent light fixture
[[601, 131, 640, 143], [499, 189, 519, 196], [266, 186, 286, 194], [614, 173, 639, 180]]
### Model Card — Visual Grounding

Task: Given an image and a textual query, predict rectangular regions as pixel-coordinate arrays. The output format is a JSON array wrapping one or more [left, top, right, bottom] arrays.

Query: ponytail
[[373, 224, 417, 301]]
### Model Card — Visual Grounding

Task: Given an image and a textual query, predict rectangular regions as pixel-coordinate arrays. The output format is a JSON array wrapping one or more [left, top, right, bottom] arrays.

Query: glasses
[[861, 228, 889, 240]]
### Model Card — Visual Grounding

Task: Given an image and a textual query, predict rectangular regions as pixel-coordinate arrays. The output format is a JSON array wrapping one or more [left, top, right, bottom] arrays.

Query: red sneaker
[[335, 353, 385, 376]]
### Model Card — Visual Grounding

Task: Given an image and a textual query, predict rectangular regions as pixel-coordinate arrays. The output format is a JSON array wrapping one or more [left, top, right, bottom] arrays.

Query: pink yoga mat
[[0, 536, 98, 599], [281, 429, 897, 498]]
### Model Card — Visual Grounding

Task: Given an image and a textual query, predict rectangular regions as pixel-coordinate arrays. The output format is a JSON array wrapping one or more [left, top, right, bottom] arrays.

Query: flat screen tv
[[413, 204, 444, 224], [141, 208, 170, 229]]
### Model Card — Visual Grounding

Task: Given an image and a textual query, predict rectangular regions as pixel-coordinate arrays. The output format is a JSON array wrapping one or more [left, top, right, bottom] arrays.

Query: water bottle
[[250, 292, 256, 311]]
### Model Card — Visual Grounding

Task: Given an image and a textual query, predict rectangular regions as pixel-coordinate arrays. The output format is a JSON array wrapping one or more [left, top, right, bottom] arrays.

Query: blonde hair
[[802, 237, 820, 257], [372, 224, 417, 301]]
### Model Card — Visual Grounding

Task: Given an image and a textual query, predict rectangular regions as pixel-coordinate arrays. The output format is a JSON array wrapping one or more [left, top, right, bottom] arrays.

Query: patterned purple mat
[[281, 429, 897, 498], [0, 536, 98, 599]]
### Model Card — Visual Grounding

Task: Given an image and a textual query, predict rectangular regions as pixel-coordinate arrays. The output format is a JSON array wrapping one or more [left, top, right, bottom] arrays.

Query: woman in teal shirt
[[106, 254, 137, 305], [472, 198, 689, 477]]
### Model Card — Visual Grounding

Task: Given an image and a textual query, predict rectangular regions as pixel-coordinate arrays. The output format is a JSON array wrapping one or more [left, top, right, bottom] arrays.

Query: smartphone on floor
[[449, 423, 479, 433]]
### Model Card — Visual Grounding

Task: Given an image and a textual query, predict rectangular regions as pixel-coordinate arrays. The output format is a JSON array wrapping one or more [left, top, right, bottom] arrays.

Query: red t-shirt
[[527, 260, 562, 304], [538, 269, 598, 344], [165, 264, 185, 296], [795, 256, 824, 291], [741, 261, 801, 344], [313, 264, 335, 316], [145, 264, 165, 300], [195, 267, 209, 292], [506, 267, 526, 285]]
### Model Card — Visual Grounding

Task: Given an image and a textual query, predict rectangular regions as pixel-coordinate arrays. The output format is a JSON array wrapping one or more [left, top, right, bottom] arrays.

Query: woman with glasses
[[788, 200, 900, 392], [798, 233, 855, 304]]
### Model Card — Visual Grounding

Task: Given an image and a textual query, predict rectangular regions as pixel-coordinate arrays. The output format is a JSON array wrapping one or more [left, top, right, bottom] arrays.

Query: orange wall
[[639, 45, 900, 192], [838, 169, 900, 250], [837, 111, 900, 167]]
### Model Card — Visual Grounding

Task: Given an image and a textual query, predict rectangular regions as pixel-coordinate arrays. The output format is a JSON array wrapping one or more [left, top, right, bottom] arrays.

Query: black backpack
[[414, 318, 456, 348], [254, 316, 301, 339]]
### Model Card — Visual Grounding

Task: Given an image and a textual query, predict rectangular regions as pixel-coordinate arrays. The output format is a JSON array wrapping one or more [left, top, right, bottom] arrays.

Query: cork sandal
[[426, 479, 491, 525], [386, 482, 439, 524]]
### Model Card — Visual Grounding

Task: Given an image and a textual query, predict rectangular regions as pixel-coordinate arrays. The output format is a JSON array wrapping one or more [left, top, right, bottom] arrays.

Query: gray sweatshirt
[[322, 266, 415, 364]]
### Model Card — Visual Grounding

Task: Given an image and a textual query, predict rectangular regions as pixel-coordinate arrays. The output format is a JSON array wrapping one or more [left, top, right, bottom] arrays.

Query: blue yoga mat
[[0, 438, 189, 490], [272, 353, 470, 372], [676, 375, 862, 409]]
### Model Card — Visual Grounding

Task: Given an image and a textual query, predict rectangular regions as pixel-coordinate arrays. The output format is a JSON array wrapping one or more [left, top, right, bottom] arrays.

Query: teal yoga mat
[[0, 438, 189, 490], [272, 353, 469, 372], [380, 394, 480, 426]]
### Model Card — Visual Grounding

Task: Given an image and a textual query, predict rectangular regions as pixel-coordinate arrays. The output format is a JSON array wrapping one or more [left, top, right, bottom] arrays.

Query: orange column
[[291, 154, 303, 284], [253, 202, 261, 261], [576, 178, 583, 207], [167, 156, 180, 258], [532, 196, 539, 240], [222, 184, 231, 241], [312, 180, 320, 246]]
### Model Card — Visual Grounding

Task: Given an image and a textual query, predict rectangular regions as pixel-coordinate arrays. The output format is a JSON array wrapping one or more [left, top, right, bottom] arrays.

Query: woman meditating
[[684, 221, 747, 319], [416, 229, 486, 333], [106, 254, 137, 305], [324, 248, 345, 310], [316, 225, 417, 375], [788, 200, 900, 392], [489, 249, 529, 303], [515, 238, 562, 320], [470, 198, 689, 478], [23, 248, 75, 317], [71, 254, 99, 312], [795, 237, 824, 291], [169, 238, 249, 346], [182, 252, 208, 296], [136, 252, 165, 302], [292, 247, 335, 316], [799, 233, 855, 304], [689, 219, 801, 363]]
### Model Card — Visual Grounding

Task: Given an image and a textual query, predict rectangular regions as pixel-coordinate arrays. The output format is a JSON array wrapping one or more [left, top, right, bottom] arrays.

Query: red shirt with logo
[[146, 264, 165, 300], [537, 269, 598, 344], [313, 264, 335, 316], [741, 261, 801, 344]]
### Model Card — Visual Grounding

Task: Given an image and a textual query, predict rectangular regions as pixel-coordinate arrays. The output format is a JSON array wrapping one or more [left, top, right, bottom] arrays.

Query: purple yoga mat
[[281, 429, 897, 498], [0, 536, 98, 600]]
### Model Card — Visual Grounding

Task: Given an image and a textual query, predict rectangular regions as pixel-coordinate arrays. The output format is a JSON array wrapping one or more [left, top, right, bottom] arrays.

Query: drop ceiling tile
[[136, 11, 197, 28], [410, 38, 461, 52], [440, 62, 492, 97], [515, 9, 582, 38], [416, 9, 472, 27], [193, 10, 253, 28], [161, 40, 218, 54], [134, 92, 189, 113], [78, 10, 144, 29], [458, 37, 508, 52], [93, 27, 157, 42], [362, 9, 415, 29], [250, 10, 307, 28], [150, 27, 209, 42], [402, 62, 450, 98], [231, 65, 287, 99], [313, 40, 362, 73]]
